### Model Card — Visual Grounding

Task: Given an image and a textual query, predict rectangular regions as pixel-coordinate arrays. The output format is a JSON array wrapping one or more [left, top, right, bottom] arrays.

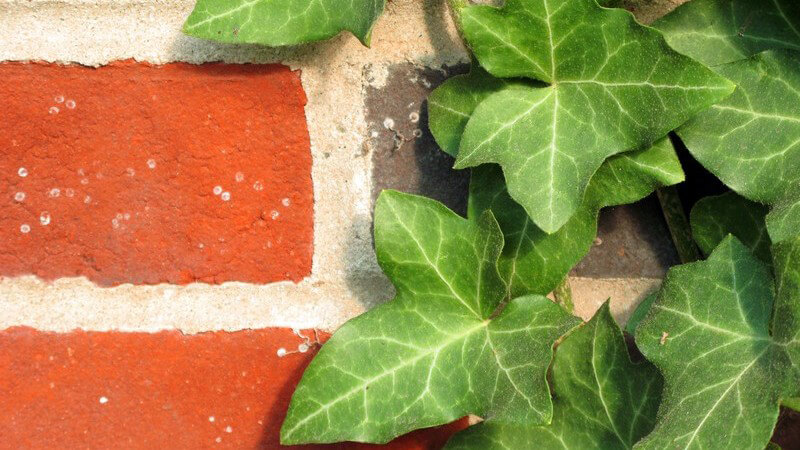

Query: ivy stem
[[656, 186, 701, 264], [552, 276, 574, 314]]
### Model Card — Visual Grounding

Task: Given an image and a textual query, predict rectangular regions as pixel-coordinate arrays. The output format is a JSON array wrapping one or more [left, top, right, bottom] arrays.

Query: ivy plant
[[179, 0, 800, 447], [183, 0, 385, 46]]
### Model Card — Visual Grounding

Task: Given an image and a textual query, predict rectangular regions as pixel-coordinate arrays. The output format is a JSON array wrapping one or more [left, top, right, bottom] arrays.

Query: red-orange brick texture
[[0, 62, 313, 286], [0, 327, 466, 449]]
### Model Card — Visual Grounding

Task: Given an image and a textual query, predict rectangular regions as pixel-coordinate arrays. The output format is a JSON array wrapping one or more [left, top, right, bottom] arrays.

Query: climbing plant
[[183, 0, 800, 448]]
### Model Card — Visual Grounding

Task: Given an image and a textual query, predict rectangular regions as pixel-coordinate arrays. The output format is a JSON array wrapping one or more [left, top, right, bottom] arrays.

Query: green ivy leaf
[[767, 184, 800, 243], [427, 66, 533, 158], [690, 192, 771, 262], [625, 292, 658, 336], [635, 237, 800, 449], [470, 138, 684, 298], [183, 0, 385, 46], [280, 191, 580, 445], [451, 0, 733, 233], [653, 0, 800, 66], [676, 50, 800, 205], [444, 302, 662, 450], [428, 67, 684, 296]]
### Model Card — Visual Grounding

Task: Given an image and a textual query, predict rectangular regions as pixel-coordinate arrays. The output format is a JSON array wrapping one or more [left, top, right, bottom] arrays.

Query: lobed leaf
[[453, 0, 733, 233], [690, 191, 771, 263], [470, 138, 684, 298], [280, 191, 580, 445], [676, 50, 800, 205], [653, 0, 800, 66], [445, 303, 662, 449], [429, 66, 684, 297], [183, 0, 385, 46], [635, 237, 800, 449]]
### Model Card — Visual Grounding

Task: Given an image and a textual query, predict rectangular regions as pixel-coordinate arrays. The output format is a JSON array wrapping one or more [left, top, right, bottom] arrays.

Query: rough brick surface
[[0, 61, 312, 286], [0, 327, 466, 449]]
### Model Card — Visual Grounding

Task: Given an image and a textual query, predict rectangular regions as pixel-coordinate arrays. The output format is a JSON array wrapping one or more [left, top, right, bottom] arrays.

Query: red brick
[[0, 61, 313, 286], [0, 327, 466, 449]]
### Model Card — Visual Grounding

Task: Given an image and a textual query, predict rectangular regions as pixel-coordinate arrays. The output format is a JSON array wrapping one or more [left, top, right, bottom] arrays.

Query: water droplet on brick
[[65, 99, 76, 109], [17, 167, 28, 177], [20, 224, 31, 233], [147, 159, 157, 169], [49, 106, 59, 115], [14, 192, 25, 202], [221, 192, 231, 201], [235, 172, 244, 182], [213, 186, 223, 196], [54, 95, 64, 103], [253, 181, 264, 191], [39, 212, 51, 226], [48, 188, 60, 198], [270, 210, 279, 220], [281, 198, 290, 207]]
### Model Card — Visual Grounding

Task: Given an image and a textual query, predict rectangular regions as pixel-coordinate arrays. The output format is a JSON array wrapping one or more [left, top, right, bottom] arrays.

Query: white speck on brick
[[225, 426, 233, 433], [54, 95, 64, 103], [213, 186, 223, 196], [370, 130, 379, 138], [39, 212, 51, 226], [209, 416, 215, 423], [123, 213, 131, 220], [253, 181, 264, 191], [221, 191, 231, 202], [215, 437, 222, 444], [20, 224, 31, 234], [111, 218, 120, 229], [270, 210, 279, 220], [65, 188, 75, 198], [14, 192, 25, 202], [281, 198, 290, 207], [126, 168, 135, 177], [235, 172, 244, 183], [276, 348, 287, 357], [49, 106, 59, 115], [147, 159, 157, 169], [382, 117, 395, 129], [80, 178, 89, 185], [84, 195, 91, 204], [48, 188, 60, 198], [99, 396, 108, 404], [116, 213, 123, 220], [17, 167, 28, 177], [65, 99, 76, 109]]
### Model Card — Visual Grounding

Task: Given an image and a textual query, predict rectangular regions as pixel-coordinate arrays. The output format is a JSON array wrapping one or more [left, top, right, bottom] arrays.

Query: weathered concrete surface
[[0, 0, 689, 332]]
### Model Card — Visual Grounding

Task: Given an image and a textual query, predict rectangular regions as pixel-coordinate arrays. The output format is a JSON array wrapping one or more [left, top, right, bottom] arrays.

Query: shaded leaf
[[677, 50, 800, 205], [445, 303, 662, 449], [470, 138, 683, 299], [767, 184, 800, 243], [635, 237, 800, 449], [452, 0, 733, 233], [280, 191, 580, 444], [654, 0, 800, 66], [183, 0, 385, 46], [690, 191, 771, 262], [625, 292, 658, 336]]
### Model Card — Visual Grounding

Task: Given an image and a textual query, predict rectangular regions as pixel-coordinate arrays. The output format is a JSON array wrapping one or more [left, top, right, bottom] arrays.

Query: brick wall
[[0, 0, 683, 447]]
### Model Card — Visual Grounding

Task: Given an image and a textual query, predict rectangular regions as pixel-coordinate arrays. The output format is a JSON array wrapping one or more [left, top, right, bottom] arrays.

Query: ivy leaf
[[427, 66, 533, 158], [451, 0, 733, 233], [653, 0, 800, 66], [471, 138, 683, 298], [444, 303, 663, 450], [280, 191, 580, 445], [428, 67, 684, 296], [767, 184, 800, 243], [625, 292, 657, 336], [689, 191, 771, 263], [675, 50, 800, 205], [183, 0, 385, 46], [635, 237, 800, 449]]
